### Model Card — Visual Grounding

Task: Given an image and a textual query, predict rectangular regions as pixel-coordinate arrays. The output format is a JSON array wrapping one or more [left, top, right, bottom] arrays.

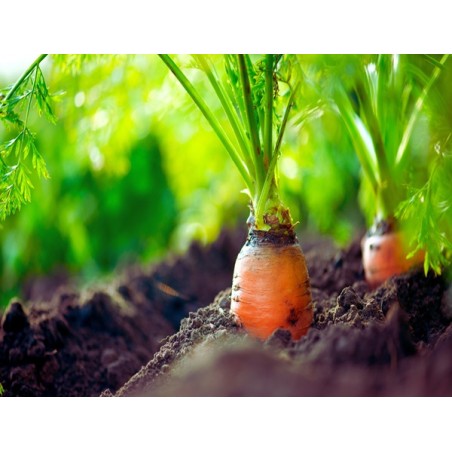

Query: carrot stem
[[264, 54, 273, 168], [5, 54, 48, 102], [255, 81, 299, 227], [158, 54, 253, 192], [355, 79, 396, 218], [237, 55, 265, 194], [195, 56, 255, 177], [334, 86, 379, 195]]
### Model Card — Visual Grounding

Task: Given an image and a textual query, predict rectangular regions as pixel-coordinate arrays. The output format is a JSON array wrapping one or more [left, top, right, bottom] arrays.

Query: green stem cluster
[[335, 54, 449, 222], [159, 54, 298, 231]]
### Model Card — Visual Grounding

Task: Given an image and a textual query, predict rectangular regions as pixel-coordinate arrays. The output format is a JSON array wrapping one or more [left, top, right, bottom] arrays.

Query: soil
[[1, 227, 451, 397], [0, 227, 245, 396]]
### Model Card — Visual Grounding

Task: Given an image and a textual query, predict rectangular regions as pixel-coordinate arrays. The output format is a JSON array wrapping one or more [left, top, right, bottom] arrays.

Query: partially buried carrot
[[159, 54, 313, 340], [361, 218, 424, 288], [231, 225, 313, 340]]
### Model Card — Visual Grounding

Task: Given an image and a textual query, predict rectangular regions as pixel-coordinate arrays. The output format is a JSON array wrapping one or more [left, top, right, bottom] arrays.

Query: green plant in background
[[48, 54, 245, 246], [287, 58, 362, 244], [1, 56, 179, 306], [320, 54, 452, 284]]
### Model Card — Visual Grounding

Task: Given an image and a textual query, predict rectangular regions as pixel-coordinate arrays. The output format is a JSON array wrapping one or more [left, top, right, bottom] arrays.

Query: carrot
[[159, 55, 313, 339], [361, 219, 424, 288], [231, 227, 313, 340]]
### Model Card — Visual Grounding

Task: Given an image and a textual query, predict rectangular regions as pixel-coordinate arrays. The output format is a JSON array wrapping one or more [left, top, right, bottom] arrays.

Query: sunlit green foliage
[[50, 54, 245, 242]]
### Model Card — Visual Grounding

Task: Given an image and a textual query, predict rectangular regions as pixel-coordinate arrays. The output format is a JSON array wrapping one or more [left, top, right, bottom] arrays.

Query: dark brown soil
[[1, 226, 451, 396], [0, 227, 245, 396]]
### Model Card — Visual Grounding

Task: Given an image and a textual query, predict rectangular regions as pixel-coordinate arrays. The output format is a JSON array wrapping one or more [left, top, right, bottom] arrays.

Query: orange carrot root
[[362, 231, 424, 288], [230, 233, 312, 340]]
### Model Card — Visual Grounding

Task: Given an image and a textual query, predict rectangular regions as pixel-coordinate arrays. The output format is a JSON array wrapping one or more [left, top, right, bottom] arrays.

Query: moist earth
[[1, 227, 451, 396]]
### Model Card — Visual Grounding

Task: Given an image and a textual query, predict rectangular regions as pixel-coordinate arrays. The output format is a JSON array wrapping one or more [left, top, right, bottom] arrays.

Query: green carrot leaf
[[0, 54, 53, 221]]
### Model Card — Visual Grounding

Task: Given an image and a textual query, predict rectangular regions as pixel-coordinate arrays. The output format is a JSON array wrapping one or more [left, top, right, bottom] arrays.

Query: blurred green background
[[1, 54, 449, 308]]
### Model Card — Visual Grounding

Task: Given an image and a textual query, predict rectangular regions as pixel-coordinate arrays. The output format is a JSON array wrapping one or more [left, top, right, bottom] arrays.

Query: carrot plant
[[159, 54, 312, 339], [327, 54, 451, 286], [0, 54, 54, 221]]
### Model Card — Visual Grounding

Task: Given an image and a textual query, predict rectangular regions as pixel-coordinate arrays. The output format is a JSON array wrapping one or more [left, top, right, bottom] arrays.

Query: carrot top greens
[[159, 54, 301, 232], [321, 54, 451, 275]]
